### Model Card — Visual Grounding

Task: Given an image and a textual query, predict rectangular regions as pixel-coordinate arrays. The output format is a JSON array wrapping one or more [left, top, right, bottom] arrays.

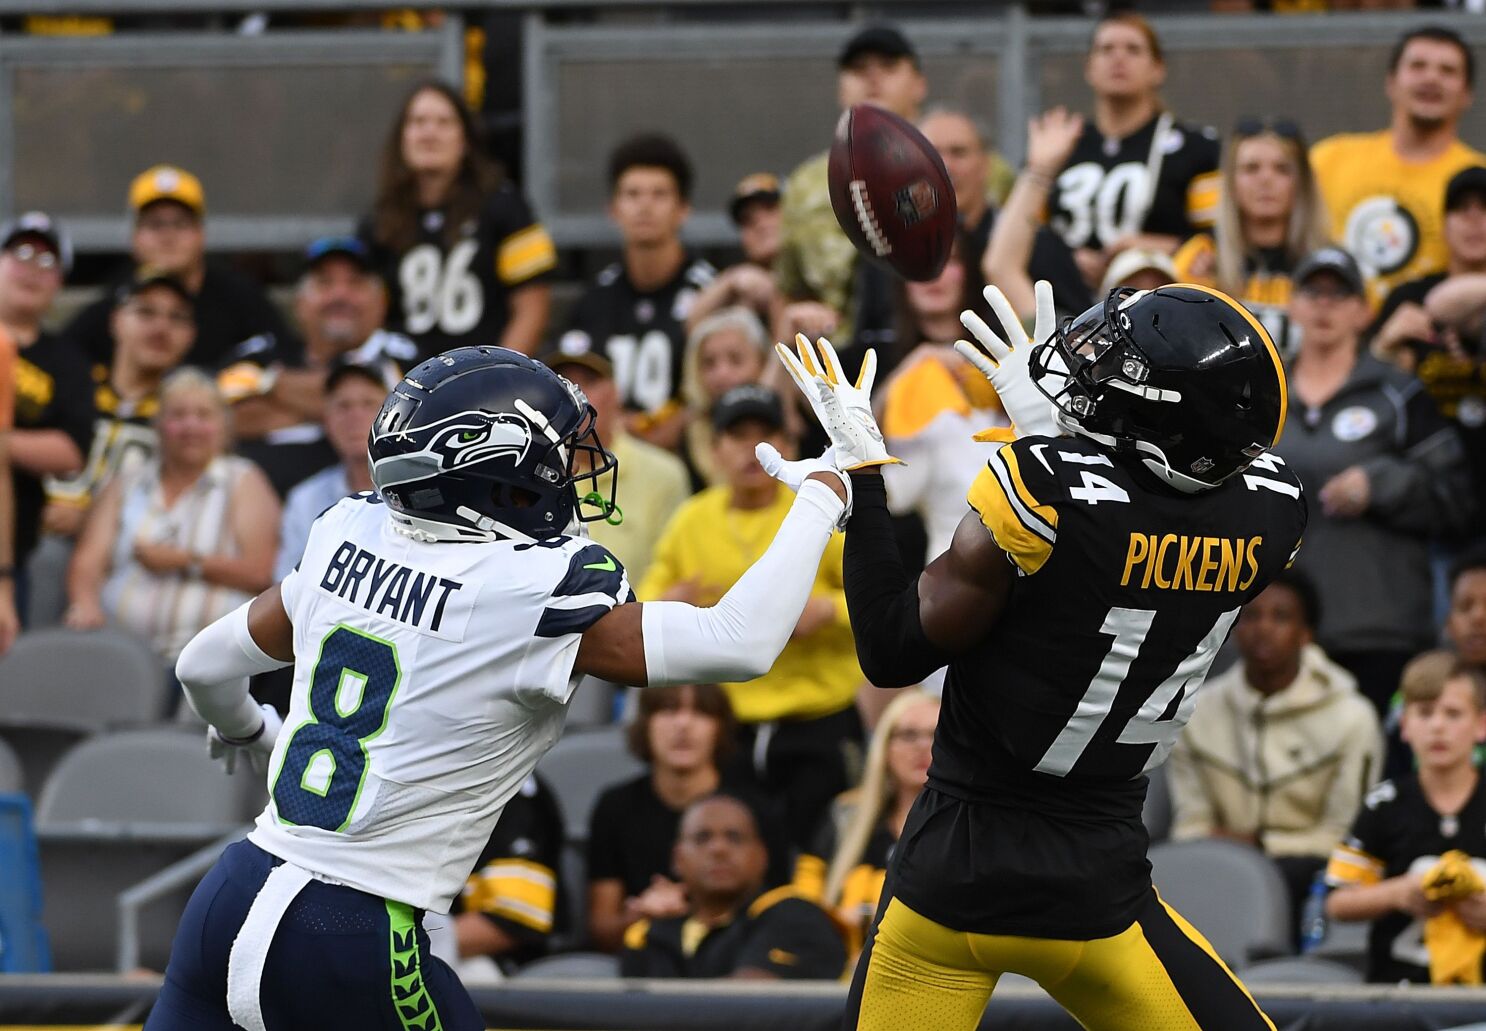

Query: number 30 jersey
[[249, 494, 632, 913], [936, 435, 1307, 813]]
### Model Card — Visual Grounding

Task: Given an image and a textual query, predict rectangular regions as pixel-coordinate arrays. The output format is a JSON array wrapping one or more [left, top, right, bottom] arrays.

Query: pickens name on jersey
[[319, 540, 464, 635]]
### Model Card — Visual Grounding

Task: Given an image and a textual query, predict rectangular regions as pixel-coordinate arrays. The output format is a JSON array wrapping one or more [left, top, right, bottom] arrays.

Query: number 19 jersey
[[249, 494, 632, 913]]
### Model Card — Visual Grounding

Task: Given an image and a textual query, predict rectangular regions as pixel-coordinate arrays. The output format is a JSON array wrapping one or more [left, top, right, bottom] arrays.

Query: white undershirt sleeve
[[176, 600, 293, 738], [640, 478, 843, 687]]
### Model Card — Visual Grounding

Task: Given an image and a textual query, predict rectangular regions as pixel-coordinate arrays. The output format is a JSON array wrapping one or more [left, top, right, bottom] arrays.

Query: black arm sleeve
[[843, 473, 953, 688]]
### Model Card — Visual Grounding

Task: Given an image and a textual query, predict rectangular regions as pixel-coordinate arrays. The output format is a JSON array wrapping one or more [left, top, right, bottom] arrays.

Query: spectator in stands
[[685, 174, 783, 332], [0, 328, 16, 652], [64, 368, 278, 670], [1448, 547, 1486, 670], [540, 349, 689, 583], [273, 360, 384, 581], [438, 773, 566, 973], [588, 683, 788, 953], [1046, 12, 1220, 291], [619, 793, 845, 980], [0, 214, 92, 583], [1311, 25, 1485, 304], [561, 134, 715, 454], [1099, 248, 1177, 294], [794, 689, 939, 962], [639, 386, 862, 851], [62, 165, 286, 369], [363, 80, 555, 360], [679, 307, 770, 486], [920, 106, 1089, 320], [219, 236, 413, 497], [1168, 570, 1382, 940], [875, 234, 1006, 563], [1370, 166, 1486, 524], [1173, 117, 1332, 358], [44, 269, 197, 540], [1278, 247, 1473, 715], [1326, 661, 1486, 984]]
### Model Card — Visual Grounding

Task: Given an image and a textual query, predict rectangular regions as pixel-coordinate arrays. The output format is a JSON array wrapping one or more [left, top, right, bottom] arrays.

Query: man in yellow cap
[[61, 164, 286, 370]]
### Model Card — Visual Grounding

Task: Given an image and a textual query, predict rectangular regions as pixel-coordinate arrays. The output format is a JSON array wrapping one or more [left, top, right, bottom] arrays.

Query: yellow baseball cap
[[128, 165, 205, 217]]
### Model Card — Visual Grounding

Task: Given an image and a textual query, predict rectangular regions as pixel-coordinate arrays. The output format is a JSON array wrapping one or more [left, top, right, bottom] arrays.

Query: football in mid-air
[[827, 104, 957, 283]]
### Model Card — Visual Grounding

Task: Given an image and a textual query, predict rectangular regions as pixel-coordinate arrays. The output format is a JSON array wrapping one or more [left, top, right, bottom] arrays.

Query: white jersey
[[249, 493, 631, 912]]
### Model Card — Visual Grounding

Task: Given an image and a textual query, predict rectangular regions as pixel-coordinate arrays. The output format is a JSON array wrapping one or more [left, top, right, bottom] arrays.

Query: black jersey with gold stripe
[[939, 433, 1306, 805]]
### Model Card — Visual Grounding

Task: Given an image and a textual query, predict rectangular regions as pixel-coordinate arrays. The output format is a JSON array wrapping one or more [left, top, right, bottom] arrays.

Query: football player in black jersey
[[560, 134, 715, 453], [363, 80, 556, 361], [770, 279, 1303, 1029], [1046, 13, 1220, 292]]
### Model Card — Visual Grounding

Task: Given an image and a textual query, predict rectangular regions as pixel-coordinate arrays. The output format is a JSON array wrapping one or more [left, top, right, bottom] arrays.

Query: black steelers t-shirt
[[363, 185, 556, 360], [1048, 113, 1220, 252], [559, 257, 715, 415]]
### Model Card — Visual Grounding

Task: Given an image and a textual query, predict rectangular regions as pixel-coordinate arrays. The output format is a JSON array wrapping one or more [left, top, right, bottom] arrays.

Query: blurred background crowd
[[1, 0, 1486, 995]]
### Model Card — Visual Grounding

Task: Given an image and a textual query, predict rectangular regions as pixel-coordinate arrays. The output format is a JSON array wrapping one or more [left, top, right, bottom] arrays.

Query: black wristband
[[217, 720, 265, 746]]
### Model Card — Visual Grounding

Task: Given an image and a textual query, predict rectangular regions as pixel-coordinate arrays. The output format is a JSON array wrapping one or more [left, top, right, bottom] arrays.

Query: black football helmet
[[368, 346, 618, 542], [1030, 285, 1288, 493]]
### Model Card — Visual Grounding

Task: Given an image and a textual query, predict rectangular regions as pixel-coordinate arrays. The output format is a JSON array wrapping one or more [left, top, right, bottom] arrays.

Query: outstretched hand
[[955, 280, 1064, 439], [775, 334, 901, 471], [756, 443, 853, 529]]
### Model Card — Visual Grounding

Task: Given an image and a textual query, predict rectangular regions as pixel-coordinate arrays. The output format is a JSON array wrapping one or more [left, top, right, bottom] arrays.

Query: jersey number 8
[[400, 240, 484, 336], [271, 625, 402, 832]]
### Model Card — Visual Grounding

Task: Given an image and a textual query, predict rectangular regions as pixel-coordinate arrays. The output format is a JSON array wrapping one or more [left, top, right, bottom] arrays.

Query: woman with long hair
[[678, 307, 770, 486], [364, 79, 555, 358], [794, 689, 940, 961], [1174, 118, 1332, 357]]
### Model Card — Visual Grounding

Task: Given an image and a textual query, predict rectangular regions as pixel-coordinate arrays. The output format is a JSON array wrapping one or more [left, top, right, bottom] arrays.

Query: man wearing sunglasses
[[0, 214, 93, 596], [1312, 26, 1485, 304]]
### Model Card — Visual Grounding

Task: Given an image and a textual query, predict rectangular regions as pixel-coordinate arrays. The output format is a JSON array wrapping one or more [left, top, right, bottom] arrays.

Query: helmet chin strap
[[1056, 413, 1216, 495], [388, 507, 538, 545]]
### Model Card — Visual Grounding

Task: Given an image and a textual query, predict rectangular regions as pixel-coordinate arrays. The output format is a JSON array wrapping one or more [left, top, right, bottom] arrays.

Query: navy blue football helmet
[[368, 346, 618, 542], [1030, 284, 1288, 493]]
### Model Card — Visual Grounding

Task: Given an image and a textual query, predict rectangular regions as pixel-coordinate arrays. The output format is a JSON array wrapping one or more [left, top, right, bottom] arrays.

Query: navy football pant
[[145, 839, 482, 1031]]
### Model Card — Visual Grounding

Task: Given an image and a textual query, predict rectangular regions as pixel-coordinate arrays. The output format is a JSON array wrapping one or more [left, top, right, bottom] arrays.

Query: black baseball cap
[[1293, 247, 1366, 297], [838, 24, 917, 69], [712, 384, 785, 433], [305, 235, 372, 272], [0, 211, 72, 274], [115, 265, 194, 308], [728, 173, 782, 225], [1445, 166, 1486, 212], [325, 357, 392, 394]]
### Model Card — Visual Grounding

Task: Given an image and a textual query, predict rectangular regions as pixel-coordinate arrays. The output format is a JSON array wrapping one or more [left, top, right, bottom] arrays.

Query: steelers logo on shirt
[[1343, 196, 1419, 277]]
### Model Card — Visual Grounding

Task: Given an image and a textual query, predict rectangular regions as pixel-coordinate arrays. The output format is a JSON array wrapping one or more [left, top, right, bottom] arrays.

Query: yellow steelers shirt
[[1310, 131, 1486, 302], [637, 484, 860, 722], [1172, 234, 1299, 358]]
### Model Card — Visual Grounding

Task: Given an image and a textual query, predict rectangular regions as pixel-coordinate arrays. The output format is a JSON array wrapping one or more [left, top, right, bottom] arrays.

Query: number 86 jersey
[[934, 433, 1306, 808], [248, 494, 632, 913]]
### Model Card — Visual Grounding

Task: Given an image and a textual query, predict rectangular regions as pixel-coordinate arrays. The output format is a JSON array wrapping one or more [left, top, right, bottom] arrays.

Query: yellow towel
[[1423, 850, 1486, 985]]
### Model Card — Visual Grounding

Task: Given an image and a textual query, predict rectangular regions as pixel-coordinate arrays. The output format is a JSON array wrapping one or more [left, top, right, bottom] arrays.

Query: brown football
[[827, 103, 957, 283]]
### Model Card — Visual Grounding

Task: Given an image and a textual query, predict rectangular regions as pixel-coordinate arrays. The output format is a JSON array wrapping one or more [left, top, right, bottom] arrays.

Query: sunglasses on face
[[1233, 117, 1302, 142], [5, 242, 59, 271]]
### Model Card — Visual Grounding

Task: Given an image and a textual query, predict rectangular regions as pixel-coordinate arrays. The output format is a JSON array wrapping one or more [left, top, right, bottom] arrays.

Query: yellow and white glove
[[955, 279, 1064, 439], [755, 444, 853, 530], [775, 334, 901, 471]]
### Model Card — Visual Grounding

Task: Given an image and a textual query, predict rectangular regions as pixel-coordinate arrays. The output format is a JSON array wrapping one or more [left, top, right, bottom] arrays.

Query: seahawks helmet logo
[[371, 409, 533, 489], [428, 415, 531, 470]]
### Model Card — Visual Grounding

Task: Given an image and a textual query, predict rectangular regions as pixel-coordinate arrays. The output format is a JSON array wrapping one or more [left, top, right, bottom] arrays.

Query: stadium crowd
[[3, 8, 1486, 991]]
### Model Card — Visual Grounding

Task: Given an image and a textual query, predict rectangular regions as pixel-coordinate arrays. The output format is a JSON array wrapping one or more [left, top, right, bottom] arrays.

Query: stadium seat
[[0, 626, 169, 731], [566, 676, 616, 728], [512, 951, 620, 979], [1148, 839, 1292, 965], [0, 737, 22, 795], [1307, 914, 1369, 975], [1142, 764, 1172, 843], [537, 727, 644, 842], [36, 727, 261, 828], [1237, 956, 1363, 984]]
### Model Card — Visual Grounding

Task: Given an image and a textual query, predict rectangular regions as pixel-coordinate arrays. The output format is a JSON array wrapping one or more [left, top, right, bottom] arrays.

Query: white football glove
[[775, 334, 901, 471], [955, 279, 1065, 440], [755, 443, 854, 530], [207, 703, 283, 776]]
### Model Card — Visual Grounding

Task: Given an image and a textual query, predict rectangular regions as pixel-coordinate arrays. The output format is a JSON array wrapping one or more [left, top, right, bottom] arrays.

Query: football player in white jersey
[[143, 345, 886, 1031]]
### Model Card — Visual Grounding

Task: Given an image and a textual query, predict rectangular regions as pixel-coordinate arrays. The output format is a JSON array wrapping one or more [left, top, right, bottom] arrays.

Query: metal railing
[[114, 827, 243, 973]]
